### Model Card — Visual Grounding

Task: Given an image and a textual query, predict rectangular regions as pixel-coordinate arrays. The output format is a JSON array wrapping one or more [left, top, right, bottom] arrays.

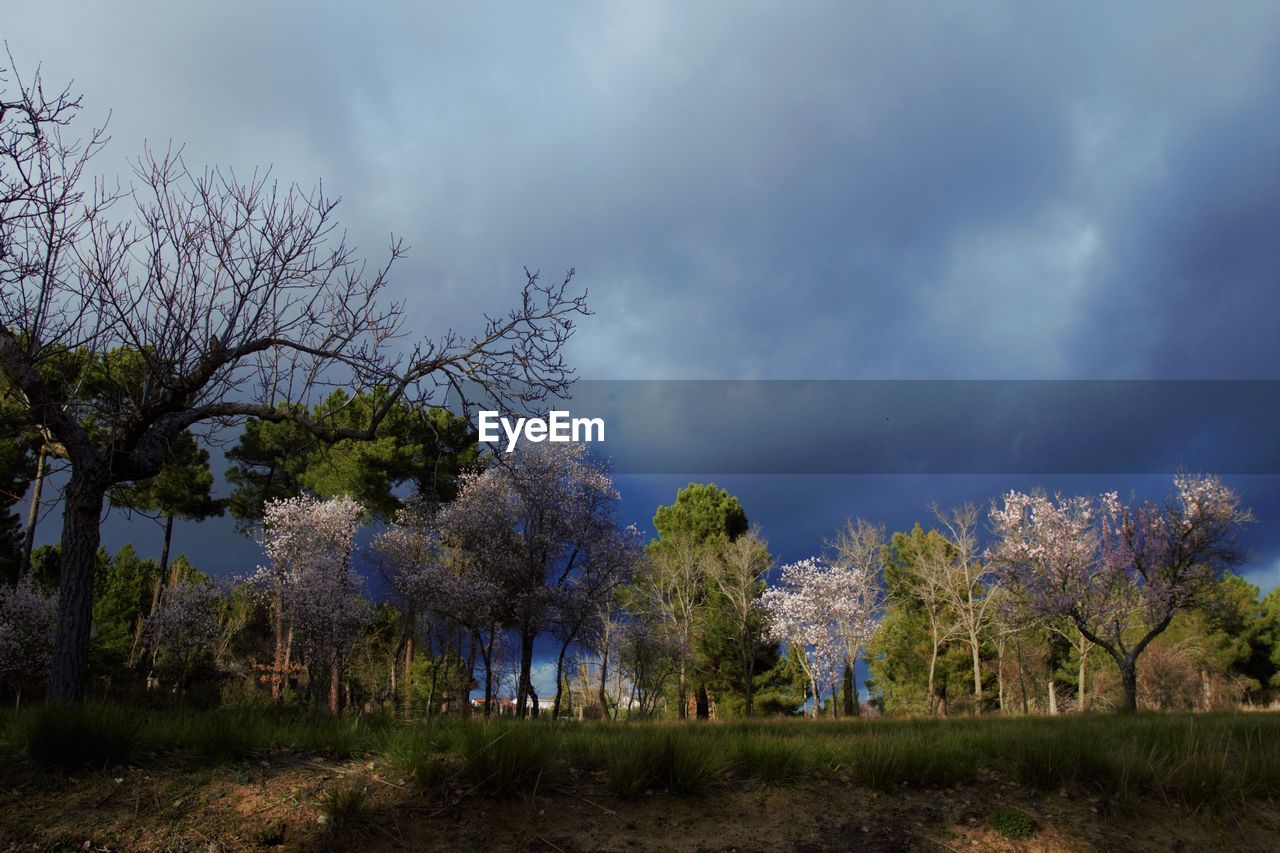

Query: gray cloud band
[[466, 380, 1279, 475]]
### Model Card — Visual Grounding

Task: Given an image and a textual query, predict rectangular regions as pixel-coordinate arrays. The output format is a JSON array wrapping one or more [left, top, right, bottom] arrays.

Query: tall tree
[[709, 527, 772, 716], [930, 504, 998, 714], [644, 482, 749, 718], [881, 524, 964, 716], [0, 64, 587, 701], [989, 474, 1252, 712]]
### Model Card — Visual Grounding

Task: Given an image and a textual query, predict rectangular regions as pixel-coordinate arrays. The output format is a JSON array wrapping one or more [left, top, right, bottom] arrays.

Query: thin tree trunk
[[516, 624, 535, 718], [970, 632, 983, 715], [677, 659, 687, 720], [1078, 643, 1089, 713], [1015, 637, 1029, 715], [48, 475, 107, 704], [402, 621, 415, 718], [927, 632, 940, 717], [462, 632, 476, 717], [842, 663, 855, 717], [552, 634, 573, 718], [19, 446, 46, 578], [271, 597, 286, 703], [996, 640, 1005, 713], [483, 627, 496, 718], [1048, 678, 1057, 715], [328, 651, 340, 715], [598, 643, 610, 717]]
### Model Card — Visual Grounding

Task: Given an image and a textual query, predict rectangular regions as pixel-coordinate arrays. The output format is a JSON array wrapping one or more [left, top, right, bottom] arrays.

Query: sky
[[7, 2, 1280, 693]]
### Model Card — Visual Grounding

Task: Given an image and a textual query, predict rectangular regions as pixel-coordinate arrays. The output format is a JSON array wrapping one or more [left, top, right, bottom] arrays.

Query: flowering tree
[[988, 474, 1251, 712], [437, 442, 625, 717], [255, 495, 366, 713], [760, 558, 844, 718], [0, 575, 56, 705], [145, 578, 222, 696], [371, 496, 446, 716], [822, 518, 886, 716]]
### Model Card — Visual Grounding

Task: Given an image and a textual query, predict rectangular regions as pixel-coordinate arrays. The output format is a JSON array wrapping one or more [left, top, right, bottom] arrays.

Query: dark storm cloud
[[8, 2, 1278, 588]]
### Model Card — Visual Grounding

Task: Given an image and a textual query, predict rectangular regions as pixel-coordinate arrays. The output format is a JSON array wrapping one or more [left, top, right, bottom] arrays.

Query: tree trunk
[[695, 684, 710, 719], [48, 476, 107, 704], [402, 627, 415, 718], [996, 642, 1006, 713], [483, 628, 496, 718], [1048, 678, 1057, 715], [677, 660, 687, 720], [842, 663, 855, 717], [328, 651, 340, 715], [516, 625, 535, 718], [970, 633, 983, 715], [598, 643, 610, 718], [19, 445, 47, 578], [1077, 645, 1089, 713], [271, 597, 286, 703], [926, 637, 940, 717], [552, 635, 573, 718], [1119, 657, 1138, 713], [1015, 638, 1029, 715]]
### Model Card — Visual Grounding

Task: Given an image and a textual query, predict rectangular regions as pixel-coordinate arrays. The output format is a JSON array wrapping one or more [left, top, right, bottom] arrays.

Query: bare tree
[[711, 526, 771, 716], [0, 62, 589, 702], [892, 527, 964, 716], [930, 504, 998, 714], [635, 536, 713, 719]]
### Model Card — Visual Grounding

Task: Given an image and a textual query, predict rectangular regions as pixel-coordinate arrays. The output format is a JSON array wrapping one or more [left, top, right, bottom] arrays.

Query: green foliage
[[109, 430, 225, 526], [987, 808, 1036, 839], [651, 482, 748, 546], [226, 388, 479, 526], [91, 544, 158, 670]]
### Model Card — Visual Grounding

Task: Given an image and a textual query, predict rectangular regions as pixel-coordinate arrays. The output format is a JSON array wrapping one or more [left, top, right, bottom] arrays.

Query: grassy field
[[1, 707, 1278, 850]]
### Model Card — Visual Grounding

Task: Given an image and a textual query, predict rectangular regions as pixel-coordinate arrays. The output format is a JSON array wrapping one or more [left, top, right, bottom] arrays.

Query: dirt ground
[[1, 753, 1276, 852]]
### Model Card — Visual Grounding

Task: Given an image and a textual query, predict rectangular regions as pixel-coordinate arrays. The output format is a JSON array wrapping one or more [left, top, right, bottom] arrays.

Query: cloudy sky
[[9, 1, 1279, 623]]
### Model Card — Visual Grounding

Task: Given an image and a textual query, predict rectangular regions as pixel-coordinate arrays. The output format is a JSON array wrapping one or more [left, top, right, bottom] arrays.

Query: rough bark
[[47, 476, 108, 704]]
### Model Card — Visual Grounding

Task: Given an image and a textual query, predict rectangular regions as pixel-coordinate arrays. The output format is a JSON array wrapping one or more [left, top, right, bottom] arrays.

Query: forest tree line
[[1, 380, 1276, 718]]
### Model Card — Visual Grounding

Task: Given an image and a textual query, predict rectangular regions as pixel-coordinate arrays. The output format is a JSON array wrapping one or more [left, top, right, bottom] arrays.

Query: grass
[[319, 781, 374, 835], [1, 705, 1277, 811]]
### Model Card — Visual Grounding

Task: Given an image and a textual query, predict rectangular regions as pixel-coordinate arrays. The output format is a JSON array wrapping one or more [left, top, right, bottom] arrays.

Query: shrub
[[23, 704, 140, 769]]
